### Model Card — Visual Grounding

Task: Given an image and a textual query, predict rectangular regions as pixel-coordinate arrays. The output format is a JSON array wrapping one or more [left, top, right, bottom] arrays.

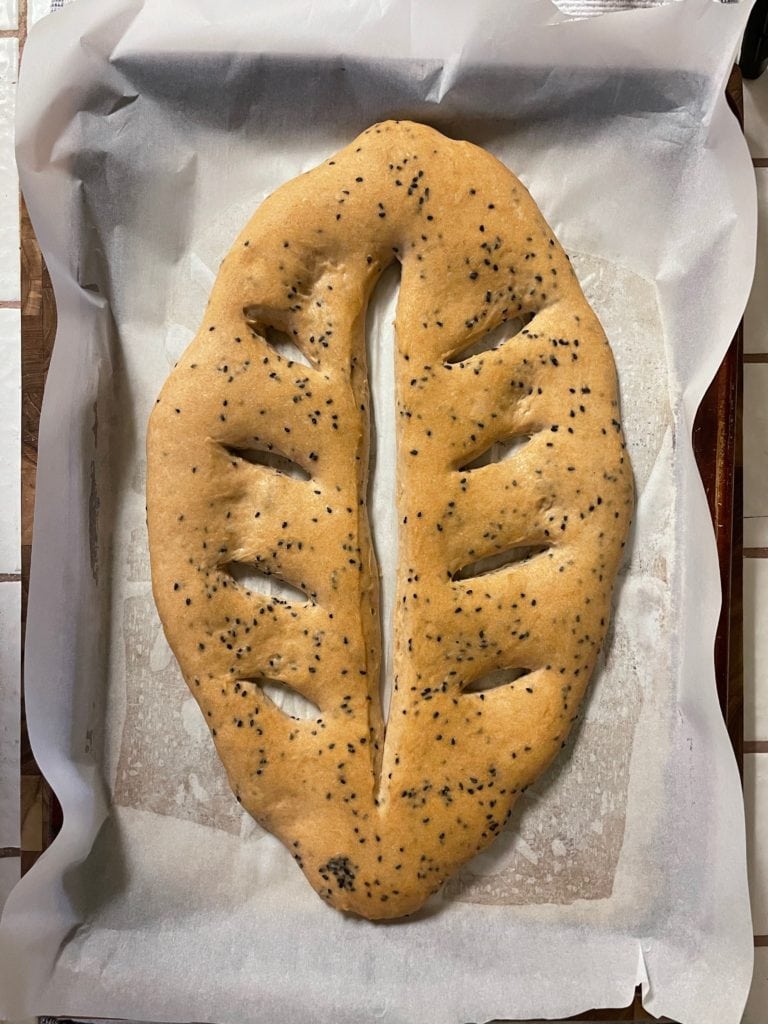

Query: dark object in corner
[[741, 0, 768, 80]]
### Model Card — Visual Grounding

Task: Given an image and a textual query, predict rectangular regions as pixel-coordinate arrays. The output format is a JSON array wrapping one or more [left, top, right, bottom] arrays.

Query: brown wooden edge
[[691, 301, 744, 771], [691, 63, 745, 773], [15, 65, 748, 1024]]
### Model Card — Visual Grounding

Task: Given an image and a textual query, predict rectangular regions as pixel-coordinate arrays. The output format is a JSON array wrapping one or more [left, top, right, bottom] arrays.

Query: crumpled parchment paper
[[0, 1, 757, 1022]]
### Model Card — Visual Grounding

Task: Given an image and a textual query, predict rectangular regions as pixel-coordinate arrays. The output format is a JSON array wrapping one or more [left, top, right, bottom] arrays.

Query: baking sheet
[[0, 0, 757, 1022]]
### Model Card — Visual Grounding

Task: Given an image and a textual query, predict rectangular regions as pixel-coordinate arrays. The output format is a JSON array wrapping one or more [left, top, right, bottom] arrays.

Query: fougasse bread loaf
[[147, 120, 633, 920]]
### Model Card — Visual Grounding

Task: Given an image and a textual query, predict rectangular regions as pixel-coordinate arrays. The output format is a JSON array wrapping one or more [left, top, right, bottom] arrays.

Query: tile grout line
[[18, 0, 27, 57], [0, 573, 20, 582], [745, 742, 768, 753], [745, 548, 768, 558], [0, 846, 20, 857], [0, 299, 21, 308]]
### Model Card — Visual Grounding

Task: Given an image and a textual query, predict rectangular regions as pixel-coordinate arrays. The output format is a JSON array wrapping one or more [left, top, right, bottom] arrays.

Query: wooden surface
[[15, 74, 746, 1024]]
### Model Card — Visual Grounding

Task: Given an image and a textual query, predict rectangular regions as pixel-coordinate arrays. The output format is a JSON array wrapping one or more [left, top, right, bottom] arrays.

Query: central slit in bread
[[364, 261, 401, 725], [226, 562, 311, 605]]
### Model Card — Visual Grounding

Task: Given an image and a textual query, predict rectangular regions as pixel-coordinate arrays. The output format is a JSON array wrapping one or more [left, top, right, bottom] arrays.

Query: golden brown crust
[[147, 120, 633, 920]]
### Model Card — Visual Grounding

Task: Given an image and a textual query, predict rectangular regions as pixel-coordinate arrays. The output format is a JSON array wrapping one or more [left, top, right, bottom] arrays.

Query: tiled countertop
[[0, 3, 766, 1021]]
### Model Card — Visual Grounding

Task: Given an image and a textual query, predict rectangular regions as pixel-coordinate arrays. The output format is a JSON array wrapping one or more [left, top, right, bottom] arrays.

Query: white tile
[[745, 754, 768, 934], [0, 0, 17, 30], [0, 37, 17, 302], [745, 518, 768, 550], [0, 580, 19, 848], [745, 75, 768, 160], [743, 947, 768, 1024], [0, 307, 19, 574], [745, 364, 768, 519], [0, 856, 20, 914], [745, 170, 768, 355], [745, 559, 768, 743]]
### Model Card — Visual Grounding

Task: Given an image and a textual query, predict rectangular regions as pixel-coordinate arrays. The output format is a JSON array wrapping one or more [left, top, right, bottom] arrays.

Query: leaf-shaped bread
[[147, 120, 633, 920]]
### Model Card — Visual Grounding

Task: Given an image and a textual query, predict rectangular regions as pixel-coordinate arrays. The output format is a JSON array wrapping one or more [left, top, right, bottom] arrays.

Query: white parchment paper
[[0, 1, 757, 1022]]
